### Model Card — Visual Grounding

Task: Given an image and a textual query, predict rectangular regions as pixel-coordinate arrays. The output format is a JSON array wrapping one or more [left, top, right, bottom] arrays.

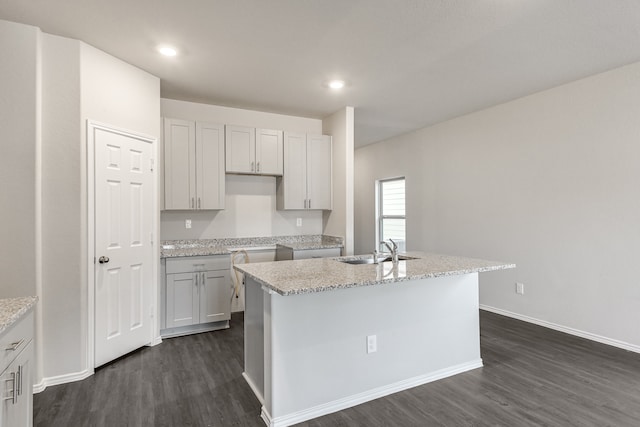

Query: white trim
[[242, 372, 265, 405], [86, 120, 159, 371], [480, 305, 640, 354], [33, 369, 94, 394], [260, 359, 482, 427]]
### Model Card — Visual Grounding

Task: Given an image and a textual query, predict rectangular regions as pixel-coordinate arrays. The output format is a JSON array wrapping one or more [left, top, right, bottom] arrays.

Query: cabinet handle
[[251, 161, 255, 172], [5, 339, 24, 351], [201, 272, 205, 286], [198, 198, 201, 209], [257, 161, 260, 172], [195, 273, 199, 287], [16, 365, 22, 397], [191, 197, 195, 209], [308, 199, 311, 209]]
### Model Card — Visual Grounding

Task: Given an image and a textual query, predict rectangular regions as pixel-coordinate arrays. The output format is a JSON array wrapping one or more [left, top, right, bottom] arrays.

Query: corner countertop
[[275, 237, 344, 251], [161, 235, 344, 258], [0, 296, 38, 335], [234, 252, 515, 296]]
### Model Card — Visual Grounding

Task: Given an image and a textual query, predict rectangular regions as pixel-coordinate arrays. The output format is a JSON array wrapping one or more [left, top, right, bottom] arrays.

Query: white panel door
[[200, 270, 231, 323], [94, 125, 154, 367], [196, 122, 225, 209], [282, 132, 307, 209], [163, 118, 195, 210], [166, 273, 199, 328], [307, 134, 332, 210], [225, 125, 255, 173], [256, 128, 283, 175]]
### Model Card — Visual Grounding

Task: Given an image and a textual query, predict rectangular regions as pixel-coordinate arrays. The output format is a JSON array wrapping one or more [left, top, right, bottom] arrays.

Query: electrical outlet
[[296, 218, 302, 227], [516, 282, 524, 295], [185, 219, 192, 229], [367, 335, 377, 354]]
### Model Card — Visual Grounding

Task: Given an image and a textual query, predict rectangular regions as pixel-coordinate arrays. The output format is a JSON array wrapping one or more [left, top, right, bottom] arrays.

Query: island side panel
[[266, 273, 482, 422], [243, 276, 265, 403]]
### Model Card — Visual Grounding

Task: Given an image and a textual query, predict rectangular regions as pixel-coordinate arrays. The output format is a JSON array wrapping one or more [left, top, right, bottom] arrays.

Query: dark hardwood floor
[[34, 311, 640, 426]]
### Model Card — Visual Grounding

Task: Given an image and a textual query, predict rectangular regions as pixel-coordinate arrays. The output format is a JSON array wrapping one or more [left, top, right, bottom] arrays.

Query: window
[[376, 177, 406, 251]]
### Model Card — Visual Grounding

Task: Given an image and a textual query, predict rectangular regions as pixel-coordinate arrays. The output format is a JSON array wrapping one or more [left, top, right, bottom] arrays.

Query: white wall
[[0, 20, 39, 298], [37, 33, 161, 385], [160, 99, 324, 239], [41, 33, 82, 382], [355, 61, 640, 350], [322, 107, 355, 255]]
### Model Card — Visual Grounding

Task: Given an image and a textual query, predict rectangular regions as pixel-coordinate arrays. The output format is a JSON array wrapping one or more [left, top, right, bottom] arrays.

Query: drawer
[[293, 247, 342, 260], [166, 255, 231, 274], [0, 311, 34, 372]]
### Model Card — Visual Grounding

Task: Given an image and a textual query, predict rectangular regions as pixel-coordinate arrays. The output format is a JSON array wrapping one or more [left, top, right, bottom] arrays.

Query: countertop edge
[[237, 260, 516, 296], [0, 296, 38, 336]]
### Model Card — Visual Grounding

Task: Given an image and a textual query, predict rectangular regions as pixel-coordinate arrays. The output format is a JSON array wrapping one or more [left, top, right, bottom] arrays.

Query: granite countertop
[[0, 296, 38, 335], [234, 252, 515, 296], [161, 235, 344, 258], [275, 236, 344, 251]]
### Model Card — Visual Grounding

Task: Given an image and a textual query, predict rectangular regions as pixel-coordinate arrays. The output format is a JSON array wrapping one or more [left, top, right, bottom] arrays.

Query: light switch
[[185, 219, 192, 229]]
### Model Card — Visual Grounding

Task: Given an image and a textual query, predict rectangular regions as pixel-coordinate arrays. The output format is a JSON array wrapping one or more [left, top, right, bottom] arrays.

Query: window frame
[[375, 176, 406, 252]]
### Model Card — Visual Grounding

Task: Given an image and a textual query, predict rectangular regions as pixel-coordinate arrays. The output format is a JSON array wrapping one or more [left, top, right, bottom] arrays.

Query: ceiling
[[2, 1, 640, 147]]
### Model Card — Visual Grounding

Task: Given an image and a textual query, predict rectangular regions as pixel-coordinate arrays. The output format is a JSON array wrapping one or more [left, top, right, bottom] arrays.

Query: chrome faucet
[[381, 239, 399, 264]]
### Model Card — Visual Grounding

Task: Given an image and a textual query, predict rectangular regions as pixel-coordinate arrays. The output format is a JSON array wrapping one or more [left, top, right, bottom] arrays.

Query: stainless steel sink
[[338, 255, 418, 265], [341, 258, 377, 265]]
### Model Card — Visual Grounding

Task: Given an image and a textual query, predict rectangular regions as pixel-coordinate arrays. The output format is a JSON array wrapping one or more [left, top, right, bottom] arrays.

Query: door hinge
[[150, 158, 155, 172]]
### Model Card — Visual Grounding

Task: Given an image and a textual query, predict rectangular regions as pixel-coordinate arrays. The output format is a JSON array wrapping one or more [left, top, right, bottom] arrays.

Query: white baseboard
[[149, 335, 163, 347], [33, 368, 94, 393], [260, 359, 483, 427], [480, 305, 640, 354]]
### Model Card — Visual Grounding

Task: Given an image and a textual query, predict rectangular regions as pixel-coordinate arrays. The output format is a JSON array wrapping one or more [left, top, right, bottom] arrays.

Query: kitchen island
[[235, 252, 514, 427]]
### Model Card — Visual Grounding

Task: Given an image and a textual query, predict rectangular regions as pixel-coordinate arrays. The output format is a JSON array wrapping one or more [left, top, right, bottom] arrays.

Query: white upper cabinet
[[225, 126, 283, 175], [225, 125, 255, 174], [256, 128, 284, 175], [163, 118, 225, 210], [277, 132, 332, 210]]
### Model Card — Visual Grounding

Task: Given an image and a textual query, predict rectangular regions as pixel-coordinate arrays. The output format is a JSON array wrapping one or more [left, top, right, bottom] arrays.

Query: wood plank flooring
[[34, 311, 640, 426]]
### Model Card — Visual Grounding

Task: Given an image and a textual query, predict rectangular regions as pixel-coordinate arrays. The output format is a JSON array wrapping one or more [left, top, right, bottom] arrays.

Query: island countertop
[[234, 252, 515, 296]]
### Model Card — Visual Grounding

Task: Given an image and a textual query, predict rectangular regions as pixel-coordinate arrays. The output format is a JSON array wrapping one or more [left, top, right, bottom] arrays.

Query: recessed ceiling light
[[328, 80, 345, 89], [158, 45, 177, 57]]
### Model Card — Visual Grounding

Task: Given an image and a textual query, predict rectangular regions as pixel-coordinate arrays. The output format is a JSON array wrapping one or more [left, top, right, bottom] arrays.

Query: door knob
[[99, 256, 110, 264]]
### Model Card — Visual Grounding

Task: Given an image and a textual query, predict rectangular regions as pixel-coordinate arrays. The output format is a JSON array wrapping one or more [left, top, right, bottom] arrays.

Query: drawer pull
[[5, 339, 24, 352], [17, 365, 22, 396]]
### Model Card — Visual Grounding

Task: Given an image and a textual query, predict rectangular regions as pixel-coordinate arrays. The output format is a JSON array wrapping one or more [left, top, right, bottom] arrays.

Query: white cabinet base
[[160, 320, 229, 339]]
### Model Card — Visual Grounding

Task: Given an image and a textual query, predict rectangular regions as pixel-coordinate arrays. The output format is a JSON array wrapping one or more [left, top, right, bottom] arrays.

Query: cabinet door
[[199, 270, 231, 324], [164, 118, 196, 210], [279, 132, 308, 209], [306, 134, 332, 210], [225, 125, 255, 174], [1, 340, 33, 427], [166, 273, 199, 328], [256, 129, 283, 175], [196, 122, 225, 209]]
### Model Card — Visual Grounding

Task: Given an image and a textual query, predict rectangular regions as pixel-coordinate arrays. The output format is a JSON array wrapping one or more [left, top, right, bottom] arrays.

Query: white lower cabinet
[[162, 255, 232, 338], [1, 312, 33, 427], [275, 247, 342, 261]]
